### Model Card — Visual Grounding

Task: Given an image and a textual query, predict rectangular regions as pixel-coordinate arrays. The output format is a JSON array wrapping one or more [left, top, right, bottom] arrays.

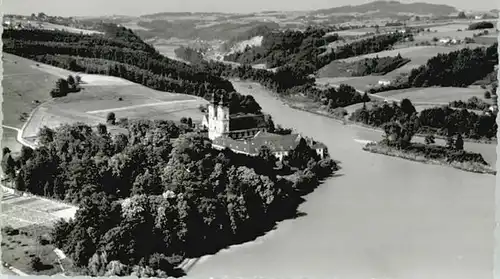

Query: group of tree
[[5, 118, 336, 278], [50, 75, 81, 98], [449, 96, 491, 111], [406, 43, 498, 87], [350, 99, 497, 140], [352, 54, 411, 76], [367, 99, 490, 167], [468, 21, 494, 30]]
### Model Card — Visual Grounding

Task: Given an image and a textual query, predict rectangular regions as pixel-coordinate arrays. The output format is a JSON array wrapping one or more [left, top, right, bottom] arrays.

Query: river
[[188, 80, 496, 279]]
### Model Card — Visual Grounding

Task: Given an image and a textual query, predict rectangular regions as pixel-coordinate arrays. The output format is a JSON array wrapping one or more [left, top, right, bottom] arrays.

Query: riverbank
[[363, 142, 496, 175], [234, 79, 497, 145]]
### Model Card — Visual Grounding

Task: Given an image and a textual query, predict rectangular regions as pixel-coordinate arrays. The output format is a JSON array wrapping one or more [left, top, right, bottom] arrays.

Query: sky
[[2, 0, 498, 17]]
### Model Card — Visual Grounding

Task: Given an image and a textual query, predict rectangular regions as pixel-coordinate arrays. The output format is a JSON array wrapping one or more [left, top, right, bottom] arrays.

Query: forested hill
[[2, 25, 244, 105], [224, 27, 408, 75]]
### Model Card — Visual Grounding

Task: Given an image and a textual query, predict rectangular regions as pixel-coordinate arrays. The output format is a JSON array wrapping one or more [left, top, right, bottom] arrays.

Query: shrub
[[3, 226, 19, 236], [30, 256, 43, 271], [106, 112, 116, 125], [485, 91, 491, 99]]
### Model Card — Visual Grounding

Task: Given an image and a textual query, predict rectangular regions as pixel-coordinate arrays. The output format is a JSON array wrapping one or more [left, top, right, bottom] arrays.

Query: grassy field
[[2, 53, 207, 143], [316, 76, 383, 91], [2, 54, 60, 128], [1, 225, 62, 276], [376, 86, 490, 104]]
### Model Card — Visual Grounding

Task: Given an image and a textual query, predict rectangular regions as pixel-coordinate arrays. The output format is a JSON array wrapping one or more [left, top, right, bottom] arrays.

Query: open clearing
[[376, 86, 490, 104]]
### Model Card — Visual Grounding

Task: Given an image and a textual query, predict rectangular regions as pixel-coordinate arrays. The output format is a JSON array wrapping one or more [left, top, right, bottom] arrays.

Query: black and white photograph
[[0, 0, 498, 278]]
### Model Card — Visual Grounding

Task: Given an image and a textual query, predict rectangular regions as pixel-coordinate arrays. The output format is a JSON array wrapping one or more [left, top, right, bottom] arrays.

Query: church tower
[[208, 93, 230, 140]]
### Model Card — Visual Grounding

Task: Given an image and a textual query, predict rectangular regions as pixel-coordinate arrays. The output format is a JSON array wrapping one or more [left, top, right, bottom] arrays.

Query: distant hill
[[311, 1, 458, 17]]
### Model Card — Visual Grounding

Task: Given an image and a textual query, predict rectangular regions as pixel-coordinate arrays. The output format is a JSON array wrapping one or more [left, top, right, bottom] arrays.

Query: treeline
[[407, 44, 498, 87], [353, 54, 411, 76], [4, 119, 336, 277], [350, 100, 497, 140], [173, 46, 204, 64], [200, 61, 367, 109], [449, 96, 491, 111], [2, 28, 234, 95]]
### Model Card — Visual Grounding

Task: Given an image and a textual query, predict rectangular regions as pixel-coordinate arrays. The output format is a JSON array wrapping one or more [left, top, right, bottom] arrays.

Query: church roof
[[212, 132, 303, 155], [229, 113, 269, 131]]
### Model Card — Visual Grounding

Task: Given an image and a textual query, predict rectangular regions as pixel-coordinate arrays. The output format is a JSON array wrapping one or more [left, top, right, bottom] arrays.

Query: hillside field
[[1, 53, 208, 149]]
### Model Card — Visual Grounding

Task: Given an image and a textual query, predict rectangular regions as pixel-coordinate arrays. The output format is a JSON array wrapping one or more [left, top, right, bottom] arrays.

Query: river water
[[188, 81, 496, 279]]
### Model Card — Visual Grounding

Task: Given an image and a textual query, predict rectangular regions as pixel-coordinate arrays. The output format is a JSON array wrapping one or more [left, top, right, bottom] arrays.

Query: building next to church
[[202, 94, 327, 161]]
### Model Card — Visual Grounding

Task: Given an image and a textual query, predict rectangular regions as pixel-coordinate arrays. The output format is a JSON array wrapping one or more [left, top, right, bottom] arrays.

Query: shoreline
[[362, 142, 496, 175]]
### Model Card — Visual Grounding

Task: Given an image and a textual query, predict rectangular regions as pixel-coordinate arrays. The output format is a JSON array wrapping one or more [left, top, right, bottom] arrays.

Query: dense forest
[[3, 119, 337, 277], [406, 43, 498, 87], [350, 101, 497, 140], [224, 29, 409, 75]]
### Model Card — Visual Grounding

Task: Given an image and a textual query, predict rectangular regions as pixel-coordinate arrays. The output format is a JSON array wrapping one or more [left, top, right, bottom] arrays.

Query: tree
[[107, 112, 116, 125], [31, 256, 43, 271], [446, 135, 455, 149], [97, 123, 108, 135], [485, 91, 491, 99], [458, 11, 466, 19], [2, 147, 11, 157], [400, 98, 416, 116], [56, 78, 69, 94], [424, 134, 435, 144], [67, 75, 77, 91], [37, 126, 55, 146], [362, 92, 370, 102], [2, 153, 16, 180], [455, 134, 464, 150]]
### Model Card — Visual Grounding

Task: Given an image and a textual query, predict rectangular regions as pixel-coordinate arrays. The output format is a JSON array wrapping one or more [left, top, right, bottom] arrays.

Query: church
[[202, 94, 327, 161]]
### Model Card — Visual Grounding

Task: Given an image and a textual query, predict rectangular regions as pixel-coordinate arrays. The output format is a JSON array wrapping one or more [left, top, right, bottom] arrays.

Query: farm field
[[316, 76, 384, 91], [376, 86, 490, 104], [1, 189, 77, 229]]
